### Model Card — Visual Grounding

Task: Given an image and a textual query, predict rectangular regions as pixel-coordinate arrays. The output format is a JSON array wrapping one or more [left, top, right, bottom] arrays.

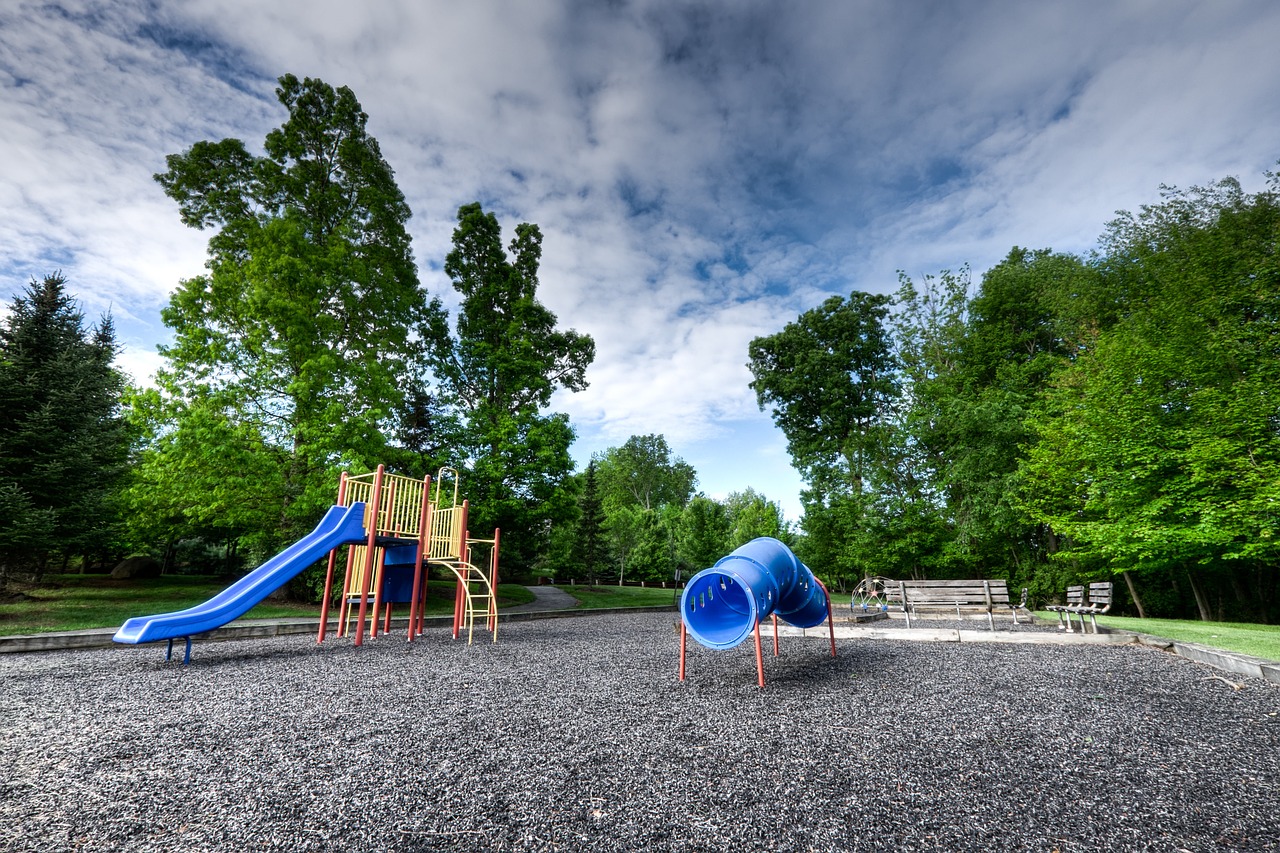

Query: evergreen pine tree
[[579, 461, 605, 584], [0, 273, 129, 579]]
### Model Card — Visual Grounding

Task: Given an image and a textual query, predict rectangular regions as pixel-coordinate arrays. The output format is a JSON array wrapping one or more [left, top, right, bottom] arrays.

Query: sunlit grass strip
[[559, 584, 680, 610], [1035, 610, 1280, 662], [0, 576, 535, 636]]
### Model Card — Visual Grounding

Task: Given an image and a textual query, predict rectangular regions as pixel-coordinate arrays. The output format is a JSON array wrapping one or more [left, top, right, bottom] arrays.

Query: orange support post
[[317, 472, 349, 644], [678, 619, 687, 681], [753, 618, 766, 688], [406, 476, 431, 642], [353, 464, 385, 647], [487, 528, 501, 632], [451, 501, 470, 640]]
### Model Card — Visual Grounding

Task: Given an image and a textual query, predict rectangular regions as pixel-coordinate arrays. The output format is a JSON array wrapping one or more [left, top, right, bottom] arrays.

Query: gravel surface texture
[[2, 611, 1278, 852]]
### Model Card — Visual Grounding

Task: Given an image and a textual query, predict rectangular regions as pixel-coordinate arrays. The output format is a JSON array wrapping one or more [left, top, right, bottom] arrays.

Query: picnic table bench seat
[[885, 578, 1030, 630]]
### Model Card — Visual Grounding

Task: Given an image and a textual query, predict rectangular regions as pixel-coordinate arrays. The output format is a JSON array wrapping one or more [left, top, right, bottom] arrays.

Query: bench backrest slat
[[897, 579, 1012, 608], [1065, 585, 1085, 606]]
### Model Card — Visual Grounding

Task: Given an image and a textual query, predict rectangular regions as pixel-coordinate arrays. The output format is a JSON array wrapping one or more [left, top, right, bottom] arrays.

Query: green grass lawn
[[0, 575, 535, 636], [1038, 610, 1280, 662], [557, 584, 680, 609]]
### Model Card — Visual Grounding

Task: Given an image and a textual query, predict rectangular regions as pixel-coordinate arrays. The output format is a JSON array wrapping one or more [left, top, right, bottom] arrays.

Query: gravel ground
[[2, 611, 1278, 853]]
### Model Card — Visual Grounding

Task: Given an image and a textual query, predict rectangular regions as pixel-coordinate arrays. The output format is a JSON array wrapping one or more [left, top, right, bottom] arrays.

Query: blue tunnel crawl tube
[[680, 537, 830, 650]]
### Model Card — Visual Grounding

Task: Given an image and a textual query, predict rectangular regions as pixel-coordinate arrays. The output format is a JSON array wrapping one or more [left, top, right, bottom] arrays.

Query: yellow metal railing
[[343, 470, 427, 538]]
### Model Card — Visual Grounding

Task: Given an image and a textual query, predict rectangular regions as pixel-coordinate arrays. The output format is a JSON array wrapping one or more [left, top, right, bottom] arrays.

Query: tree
[[147, 74, 443, 559], [723, 488, 789, 549], [748, 292, 898, 580], [0, 274, 130, 579], [625, 508, 675, 583], [1021, 176, 1280, 621], [594, 434, 697, 513], [748, 292, 897, 494], [578, 461, 607, 584], [677, 495, 730, 573], [432, 202, 595, 573]]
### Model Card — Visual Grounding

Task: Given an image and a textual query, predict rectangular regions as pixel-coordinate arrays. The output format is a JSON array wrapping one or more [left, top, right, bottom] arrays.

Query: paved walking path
[[502, 584, 579, 613]]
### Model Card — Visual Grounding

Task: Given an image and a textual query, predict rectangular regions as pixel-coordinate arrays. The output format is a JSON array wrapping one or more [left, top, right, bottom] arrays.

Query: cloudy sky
[[3, 1, 1279, 519]]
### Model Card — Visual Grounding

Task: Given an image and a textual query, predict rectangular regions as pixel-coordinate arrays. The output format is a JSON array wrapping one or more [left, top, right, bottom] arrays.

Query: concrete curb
[[0, 606, 680, 655], [5, 609, 1277, 687], [770, 623, 1280, 685], [1130, 633, 1280, 686]]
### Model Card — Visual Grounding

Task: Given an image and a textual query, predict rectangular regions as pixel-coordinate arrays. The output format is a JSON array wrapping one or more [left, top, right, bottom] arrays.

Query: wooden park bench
[[885, 579, 1030, 630], [1046, 582, 1113, 633]]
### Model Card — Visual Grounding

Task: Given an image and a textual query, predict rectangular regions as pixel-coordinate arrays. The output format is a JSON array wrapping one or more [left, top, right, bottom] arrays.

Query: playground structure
[[318, 465, 501, 647], [678, 537, 836, 687], [113, 465, 500, 662]]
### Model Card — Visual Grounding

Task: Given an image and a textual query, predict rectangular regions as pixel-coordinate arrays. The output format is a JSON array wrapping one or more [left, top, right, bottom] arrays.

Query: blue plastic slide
[[680, 537, 829, 649], [113, 503, 368, 646]]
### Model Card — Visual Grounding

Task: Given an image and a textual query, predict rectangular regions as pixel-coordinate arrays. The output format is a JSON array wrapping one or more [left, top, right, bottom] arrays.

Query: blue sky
[[3, 1, 1280, 520]]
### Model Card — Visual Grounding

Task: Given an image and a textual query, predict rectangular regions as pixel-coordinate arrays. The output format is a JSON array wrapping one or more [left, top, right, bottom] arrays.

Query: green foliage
[[432, 202, 595, 574], [762, 167, 1280, 624], [676, 495, 730, 572], [593, 434, 696, 513], [578, 461, 606, 583], [749, 291, 897, 585], [749, 292, 897, 493], [723, 488, 789, 549], [625, 508, 676, 583], [0, 274, 130, 579], [144, 74, 443, 560], [1020, 177, 1280, 622]]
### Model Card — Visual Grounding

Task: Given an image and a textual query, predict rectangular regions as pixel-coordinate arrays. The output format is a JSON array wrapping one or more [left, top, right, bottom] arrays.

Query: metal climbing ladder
[[427, 469, 500, 644]]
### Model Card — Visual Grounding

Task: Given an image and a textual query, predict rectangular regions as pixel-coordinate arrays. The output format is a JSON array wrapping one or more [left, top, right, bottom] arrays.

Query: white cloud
[[4, 0, 1280, 517]]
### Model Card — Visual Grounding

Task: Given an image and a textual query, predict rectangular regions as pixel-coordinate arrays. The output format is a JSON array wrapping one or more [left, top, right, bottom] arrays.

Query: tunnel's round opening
[[683, 571, 755, 649]]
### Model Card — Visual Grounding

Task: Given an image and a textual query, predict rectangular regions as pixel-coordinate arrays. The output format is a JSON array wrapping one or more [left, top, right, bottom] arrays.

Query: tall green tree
[[578, 461, 607, 584], [625, 508, 676, 583], [146, 74, 443, 557], [677, 495, 730, 573], [1021, 176, 1280, 621], [433, 202, 595, 572], [594, 434, 696, 514], [723, 488, 789, 549], [0, 274, 130, 579], [748, 292, 897, 581]]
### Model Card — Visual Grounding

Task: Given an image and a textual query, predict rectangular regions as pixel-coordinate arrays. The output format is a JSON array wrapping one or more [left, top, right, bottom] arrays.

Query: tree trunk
[[161, 537, 176, 575], [1121, 570, 1146, 619], [1186, 570, 1213, 622]]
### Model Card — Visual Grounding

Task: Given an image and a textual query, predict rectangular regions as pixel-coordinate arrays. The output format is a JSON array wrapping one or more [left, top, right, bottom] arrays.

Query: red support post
[[772, 614, 780, 656], [815, 577, 837, 658], [317, 471, 349, 644], [353, 464, 385, 647]]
